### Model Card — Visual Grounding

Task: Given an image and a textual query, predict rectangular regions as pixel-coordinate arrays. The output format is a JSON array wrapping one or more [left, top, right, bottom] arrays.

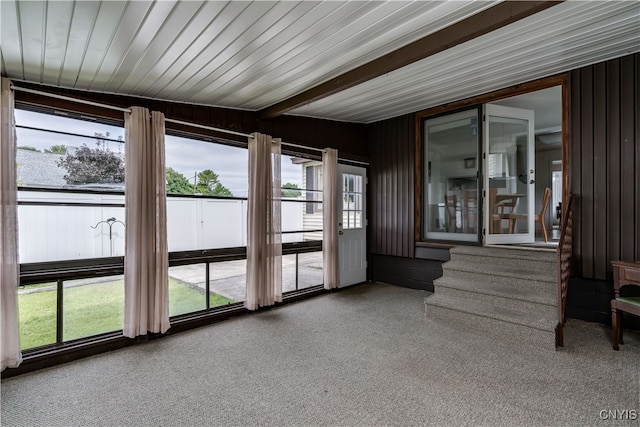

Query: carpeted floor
[[2, 282, 639, 426]]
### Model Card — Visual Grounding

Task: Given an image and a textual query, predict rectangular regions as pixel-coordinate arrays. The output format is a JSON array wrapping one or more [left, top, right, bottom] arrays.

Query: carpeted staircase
[[424, 245, 558, 349]]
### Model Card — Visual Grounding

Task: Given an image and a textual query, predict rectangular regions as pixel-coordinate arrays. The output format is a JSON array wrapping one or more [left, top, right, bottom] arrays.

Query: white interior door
[[337, 164, 367, 287], [483, 104, 535, 245]]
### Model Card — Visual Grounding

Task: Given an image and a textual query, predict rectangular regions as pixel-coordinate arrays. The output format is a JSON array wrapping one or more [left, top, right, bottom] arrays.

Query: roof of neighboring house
[[16, 148, 126, 191], [16, 149, 67, 188]]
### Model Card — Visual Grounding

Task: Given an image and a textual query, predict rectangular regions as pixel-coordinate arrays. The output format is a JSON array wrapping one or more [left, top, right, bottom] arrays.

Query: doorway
[[421, 85, 563, 246], [337, 164, 367, 287], [490, 86, 563, 245], [483, 104, 535, 245]]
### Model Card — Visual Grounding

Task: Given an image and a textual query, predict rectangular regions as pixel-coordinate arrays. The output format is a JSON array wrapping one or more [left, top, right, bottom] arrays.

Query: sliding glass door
[[423, 109, 480, 242]]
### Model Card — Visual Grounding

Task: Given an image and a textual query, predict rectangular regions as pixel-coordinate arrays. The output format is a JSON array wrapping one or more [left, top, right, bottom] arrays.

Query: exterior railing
[[556, 193, 573, 348]]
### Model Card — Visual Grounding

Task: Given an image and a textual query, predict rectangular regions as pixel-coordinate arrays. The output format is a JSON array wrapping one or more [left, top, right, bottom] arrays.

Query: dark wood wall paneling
[[567, 54, 640, 328], [259, 115, 368, 163], [368, 114, 415, 258], [13, 82, 368, 160], [368, 114, 443, 291], [371, 254, 443, 292], [570, 54, 639, 281]]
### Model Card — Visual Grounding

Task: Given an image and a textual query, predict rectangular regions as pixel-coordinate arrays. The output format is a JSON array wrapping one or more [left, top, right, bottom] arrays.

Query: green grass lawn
[[18, 278, 234, 350]]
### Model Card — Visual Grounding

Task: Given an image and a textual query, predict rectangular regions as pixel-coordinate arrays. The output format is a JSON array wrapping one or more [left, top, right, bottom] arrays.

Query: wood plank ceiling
[[1, 1, 639, 124]]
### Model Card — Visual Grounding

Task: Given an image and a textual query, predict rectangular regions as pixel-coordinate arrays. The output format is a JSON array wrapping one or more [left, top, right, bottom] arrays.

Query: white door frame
[[483, 104, 535, 245], [337, 164, 367, 287]]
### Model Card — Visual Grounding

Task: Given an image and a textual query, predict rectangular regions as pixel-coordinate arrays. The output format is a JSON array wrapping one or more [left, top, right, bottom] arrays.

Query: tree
[[57, 139, 124, 185], [166, 168, 194, 195], [195, 169, 232, 196], [45, 145, 67, 154], [282, 182, 302, 198]]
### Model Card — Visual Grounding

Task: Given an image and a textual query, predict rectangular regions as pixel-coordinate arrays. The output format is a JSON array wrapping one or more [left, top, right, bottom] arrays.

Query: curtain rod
[[11, 85, 131, 113], [10, 84, 369, 166]]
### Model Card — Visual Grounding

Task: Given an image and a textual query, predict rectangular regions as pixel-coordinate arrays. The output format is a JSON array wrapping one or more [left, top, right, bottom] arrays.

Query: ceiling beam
[[258, 1, 563, 119]]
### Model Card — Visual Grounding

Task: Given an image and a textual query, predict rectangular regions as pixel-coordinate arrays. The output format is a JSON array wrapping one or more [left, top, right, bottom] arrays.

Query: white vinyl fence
[[18, 191, 305, 263]]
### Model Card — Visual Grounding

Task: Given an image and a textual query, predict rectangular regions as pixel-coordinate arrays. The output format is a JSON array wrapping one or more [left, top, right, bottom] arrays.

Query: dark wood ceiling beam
[[259, 1, 563, 119]]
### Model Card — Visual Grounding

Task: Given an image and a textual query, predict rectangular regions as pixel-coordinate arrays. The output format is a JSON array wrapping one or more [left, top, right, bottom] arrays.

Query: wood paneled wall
[[368, 114, 415, 258], [570, 53, 640, 281]]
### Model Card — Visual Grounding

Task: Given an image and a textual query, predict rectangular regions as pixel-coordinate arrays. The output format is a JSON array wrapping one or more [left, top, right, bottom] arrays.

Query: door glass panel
[[342, 173, 363, 229], [487, 116, 529, 235], [423, 109, 479, 242]]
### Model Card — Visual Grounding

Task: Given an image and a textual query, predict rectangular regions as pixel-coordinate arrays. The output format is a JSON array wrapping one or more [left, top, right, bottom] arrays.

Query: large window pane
[[63, 276, 124, 341], [209, 260, 246, 303], [487, 115, 529, 235], [423, 109, 480, 242], [16, 109, 128, 347], [297, 251, 323, 289], [18, 282, 57, 350], [169, 265, 208, 316], [165, 134, 246, 197], [282, 252, 323, 293], [18, 194, 125, 262], [165, 135, 248, 251], [15, 109, 125, 191]]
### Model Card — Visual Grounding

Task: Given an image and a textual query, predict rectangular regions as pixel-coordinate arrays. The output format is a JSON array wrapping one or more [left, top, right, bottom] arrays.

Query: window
[[165, 134, 248, 311], [16, 109, 126, 262], [304, 163, 323, 214], [342, 173, 363, 229], [15, 108, 126, 349], [15, 107, 327, 352]]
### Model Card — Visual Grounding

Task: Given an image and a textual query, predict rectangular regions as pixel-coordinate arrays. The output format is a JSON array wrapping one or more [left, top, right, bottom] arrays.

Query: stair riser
[[435, 269, 556, 300], [425, 303, 556, 349], [435, 286, 556, 316], [443, 258, 556, 282]]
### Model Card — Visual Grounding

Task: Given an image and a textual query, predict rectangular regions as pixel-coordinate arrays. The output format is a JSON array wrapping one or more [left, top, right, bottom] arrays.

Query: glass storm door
[[483, 104, 535, 244], [337, 164, 366, 287]]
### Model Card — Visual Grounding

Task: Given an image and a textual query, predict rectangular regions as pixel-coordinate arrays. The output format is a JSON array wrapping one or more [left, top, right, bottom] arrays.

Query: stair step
[[434, 270, 556, 306], [424, 293, 557, 334], [428, 245, 559, 350], [450, 245, 557, 262], [436, 285, 555, 316], [442, 257, 556, 283], [424, 301, 557, 350]]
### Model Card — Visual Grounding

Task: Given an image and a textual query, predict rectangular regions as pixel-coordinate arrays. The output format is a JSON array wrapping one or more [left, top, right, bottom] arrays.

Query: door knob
[[530, 179, 535, 184]]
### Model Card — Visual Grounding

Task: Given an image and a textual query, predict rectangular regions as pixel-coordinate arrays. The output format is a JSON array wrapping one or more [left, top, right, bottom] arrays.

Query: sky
[[14, 109, 304, 196]]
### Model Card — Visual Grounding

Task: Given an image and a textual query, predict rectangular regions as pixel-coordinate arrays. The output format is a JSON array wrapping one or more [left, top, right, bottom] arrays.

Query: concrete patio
[[169, 251, 323, 302]]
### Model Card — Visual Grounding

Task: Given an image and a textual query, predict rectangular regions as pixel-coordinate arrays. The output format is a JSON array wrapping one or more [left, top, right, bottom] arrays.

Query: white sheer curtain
[[322, 148, 339, 290], [124, 108, 169, 338], [1, 78, 22, 370], [245, 133, 282, 310]]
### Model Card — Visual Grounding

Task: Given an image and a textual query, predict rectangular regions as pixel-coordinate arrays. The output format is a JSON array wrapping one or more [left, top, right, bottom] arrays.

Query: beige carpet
[[2, 282, 638, 426]]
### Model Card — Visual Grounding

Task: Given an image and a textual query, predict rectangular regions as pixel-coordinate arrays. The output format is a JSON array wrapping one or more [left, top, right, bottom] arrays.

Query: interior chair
[[508, 187, 551, 242], [489, 188, 518, 234], [444, 192, 457, 232], [462, 189, 478, 233], [611, 261, 640, 350]]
